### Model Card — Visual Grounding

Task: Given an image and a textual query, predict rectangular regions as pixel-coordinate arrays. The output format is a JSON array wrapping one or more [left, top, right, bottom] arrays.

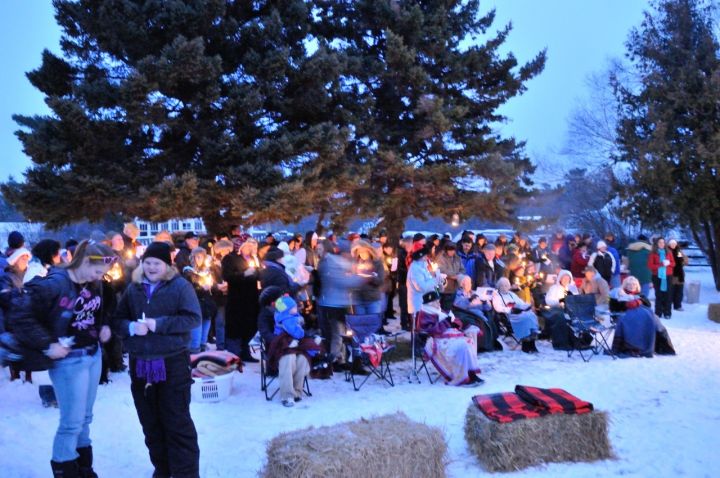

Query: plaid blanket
[[473, 385, 593, 423]]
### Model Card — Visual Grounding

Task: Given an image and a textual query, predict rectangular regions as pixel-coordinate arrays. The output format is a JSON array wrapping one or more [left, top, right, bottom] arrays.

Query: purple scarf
[[135, 358, 166, 384]]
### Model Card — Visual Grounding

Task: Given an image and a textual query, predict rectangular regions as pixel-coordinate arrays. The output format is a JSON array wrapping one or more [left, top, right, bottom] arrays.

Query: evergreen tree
[[6, 0, 544, 237], [4, 0, 348, 232], [311, 0, 545, 236], [612, 0, 720, 289]]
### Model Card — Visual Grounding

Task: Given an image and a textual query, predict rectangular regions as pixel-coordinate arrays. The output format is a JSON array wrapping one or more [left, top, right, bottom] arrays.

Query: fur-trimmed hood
[[131, 263, 178, 284]]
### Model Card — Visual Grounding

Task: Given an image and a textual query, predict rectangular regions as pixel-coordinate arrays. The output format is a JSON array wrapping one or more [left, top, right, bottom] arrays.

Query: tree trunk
[[691, 221, 720, 291]]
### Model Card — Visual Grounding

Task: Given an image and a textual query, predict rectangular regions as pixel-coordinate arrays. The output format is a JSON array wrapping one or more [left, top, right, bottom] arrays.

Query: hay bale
[[464, 403, 613, 472], [261, 412, 447, 478], [708, 304, 720, 323]]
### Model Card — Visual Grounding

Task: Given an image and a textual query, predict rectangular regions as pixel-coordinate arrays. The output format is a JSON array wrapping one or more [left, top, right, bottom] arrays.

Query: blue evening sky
[[0, 0, 648, 183]]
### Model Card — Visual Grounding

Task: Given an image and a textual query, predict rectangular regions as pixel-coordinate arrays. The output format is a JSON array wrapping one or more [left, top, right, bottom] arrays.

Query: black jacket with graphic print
[[7, 268, 105, 351]]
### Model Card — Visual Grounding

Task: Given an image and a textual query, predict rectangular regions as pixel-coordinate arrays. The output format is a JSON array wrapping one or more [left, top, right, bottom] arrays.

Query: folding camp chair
[[564, 294, 616, 362], [343, 314, 395, 391], [408, 311, 443, 384], [259, 339, 312, 401]]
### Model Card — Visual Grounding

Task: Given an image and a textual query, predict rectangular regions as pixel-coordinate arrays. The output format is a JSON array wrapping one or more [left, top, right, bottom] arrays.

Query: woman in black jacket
[[668, 239, 688, 311], [222, 237, 260, 362], [113, 241, 202, 478], [6, 240, 114, 478]]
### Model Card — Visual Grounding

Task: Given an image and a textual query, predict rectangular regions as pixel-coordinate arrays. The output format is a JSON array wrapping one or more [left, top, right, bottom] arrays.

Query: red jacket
[[648, 251, 675, 277], [571, 249, 590, 278]]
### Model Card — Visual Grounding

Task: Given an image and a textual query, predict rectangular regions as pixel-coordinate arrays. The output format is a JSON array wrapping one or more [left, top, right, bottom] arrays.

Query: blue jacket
[[318, 254, 365, 308], [607, 246, 621, 276]]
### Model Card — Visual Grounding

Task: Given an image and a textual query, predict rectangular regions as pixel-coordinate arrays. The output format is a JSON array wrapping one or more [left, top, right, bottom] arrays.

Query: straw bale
[[464, 403, 613, 472], [708, 304, 720, 323], [261, 412, 447, 478]]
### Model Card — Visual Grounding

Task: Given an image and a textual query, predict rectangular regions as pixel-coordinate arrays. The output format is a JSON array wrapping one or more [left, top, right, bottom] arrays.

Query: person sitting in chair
[[545, 269, 579, 307], [492, 277, 540, 353], [580, 265, 610, 309], [260, 292, 322, 407], [611, 276, 676, 357], [418, 291, 484, 386]]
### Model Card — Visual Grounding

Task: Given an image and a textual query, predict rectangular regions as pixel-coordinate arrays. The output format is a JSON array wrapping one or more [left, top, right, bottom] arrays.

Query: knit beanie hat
[[142, 241, 173, 266], [274, 295, 300, 322]]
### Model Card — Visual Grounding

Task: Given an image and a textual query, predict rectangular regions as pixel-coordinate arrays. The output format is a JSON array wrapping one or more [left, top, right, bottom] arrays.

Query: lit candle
[[125, 250, 134, 260], [107, 263, 123, 281]]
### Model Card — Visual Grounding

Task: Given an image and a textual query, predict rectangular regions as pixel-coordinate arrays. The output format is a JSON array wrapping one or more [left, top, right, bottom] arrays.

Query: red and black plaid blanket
[[472, 385, 593, 423]]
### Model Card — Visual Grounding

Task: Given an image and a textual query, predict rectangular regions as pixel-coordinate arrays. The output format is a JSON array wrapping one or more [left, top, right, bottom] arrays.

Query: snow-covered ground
[[1, 269, 719, 478]]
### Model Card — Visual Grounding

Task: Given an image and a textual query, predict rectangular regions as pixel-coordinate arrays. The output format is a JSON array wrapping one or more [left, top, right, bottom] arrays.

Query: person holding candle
[[222, 236, 261, 362], [350, 241, 385, 316], [7, 240, 115, 477], [648, 237, 675, 319], [531, 237, 554, 280], [183, 247, 217, 353], [113, 241, 202, 478], [209, 239, 232, 351], [667, 239, 687, 311], [588, 240, 616, 284]]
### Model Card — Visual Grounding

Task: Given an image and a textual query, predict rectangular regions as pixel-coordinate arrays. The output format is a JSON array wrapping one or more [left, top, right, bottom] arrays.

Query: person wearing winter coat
[[183, 247, 217, 353], [267, 295, 321, 407], [545, 269, 579, 308], [557, 234, 577, 271], [7, 240, 114, 477], [588, 240, 616, 284], [570, 242, 590, 280], [580, 266, 610, 307], [380, 242, 398, 321], [407, 245, 443, 316], [648, 237, 675, 319], [396, 238, 412, 330], [604, 234, 623, 288], [207, 239, 232, 351], [456, 237, 476, 278], [667, 239, 688, 311], [222, 237, 260, 362], [1, 248, 33, 382], [318, 240, 367, 368], [113, 241, 202, 478], [23, 240, 63, 406], [627, 234, 653, 297], [173, 231, 199, 272], [260, 246, 300, 296], [437, 243, 465, 311], [531, 237, 555, 277], [611, 276, 676, 357], [492, 277, 540, 353], [473, 244, 505, 289], [350, 241, 385, 315]]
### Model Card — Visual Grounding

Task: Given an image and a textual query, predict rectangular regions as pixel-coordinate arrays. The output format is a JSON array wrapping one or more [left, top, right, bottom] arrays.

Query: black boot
[[51, 460, 80, 478], [528, 340, 539, 353], [521, 341, 532, 353], [76, 446, 98, 478]]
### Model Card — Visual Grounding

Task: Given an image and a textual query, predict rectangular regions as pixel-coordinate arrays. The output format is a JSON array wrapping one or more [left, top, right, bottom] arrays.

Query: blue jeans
[[353, 301, 382, 315], [189, 318, 211, 352], [215, 306, 226, 350], [641, 282, 651, 298], [48, 347, 102, 462]]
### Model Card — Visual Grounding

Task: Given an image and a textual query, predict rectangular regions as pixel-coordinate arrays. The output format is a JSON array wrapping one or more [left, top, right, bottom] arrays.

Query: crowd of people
[[0, 225, 683, 477]]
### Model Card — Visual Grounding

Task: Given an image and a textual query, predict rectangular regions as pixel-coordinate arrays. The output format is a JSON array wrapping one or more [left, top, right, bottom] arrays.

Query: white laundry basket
[[191, 372, 234, 403]]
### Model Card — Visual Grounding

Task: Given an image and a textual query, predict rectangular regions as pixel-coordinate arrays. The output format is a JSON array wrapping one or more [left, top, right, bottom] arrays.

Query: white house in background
[[132, 218, 208, 245]]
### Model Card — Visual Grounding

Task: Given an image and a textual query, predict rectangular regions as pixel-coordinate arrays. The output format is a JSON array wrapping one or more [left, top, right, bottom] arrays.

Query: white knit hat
[[7, 247, 31, 266]]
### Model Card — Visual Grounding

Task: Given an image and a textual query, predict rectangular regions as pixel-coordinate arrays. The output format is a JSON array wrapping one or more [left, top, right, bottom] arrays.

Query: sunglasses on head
[[88, 255, 119, 265]]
